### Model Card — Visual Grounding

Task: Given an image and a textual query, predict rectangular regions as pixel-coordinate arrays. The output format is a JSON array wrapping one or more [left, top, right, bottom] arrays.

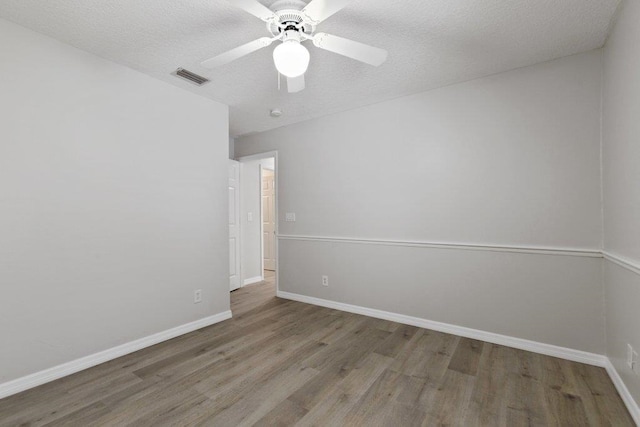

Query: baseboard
[[277, 291, 607, 367], [605, 359, 640, 425], [243, 276, 263, 286], [0, 310, 232, 400]]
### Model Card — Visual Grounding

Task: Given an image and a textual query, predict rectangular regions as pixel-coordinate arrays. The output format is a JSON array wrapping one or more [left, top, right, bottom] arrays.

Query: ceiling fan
[[201, 0, 388, 93]]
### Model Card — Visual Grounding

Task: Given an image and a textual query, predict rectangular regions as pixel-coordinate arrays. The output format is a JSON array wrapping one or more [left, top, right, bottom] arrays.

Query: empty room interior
[[1, 0, 640, 425]]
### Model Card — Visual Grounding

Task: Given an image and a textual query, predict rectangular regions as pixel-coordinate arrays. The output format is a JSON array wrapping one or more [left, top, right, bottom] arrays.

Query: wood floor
[[0, 278, 633, 426]]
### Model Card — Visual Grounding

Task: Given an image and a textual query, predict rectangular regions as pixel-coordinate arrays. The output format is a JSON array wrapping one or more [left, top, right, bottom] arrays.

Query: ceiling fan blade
[[226, 0, 279, 22], [201, 37, 274, 69], [312, 33, 388, 67], [287, 74, 305, 93], [302, 0, 353, 24]]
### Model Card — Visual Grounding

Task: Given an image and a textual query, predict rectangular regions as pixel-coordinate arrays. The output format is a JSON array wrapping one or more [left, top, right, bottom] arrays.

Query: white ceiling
[[0, 0, 620, 137]]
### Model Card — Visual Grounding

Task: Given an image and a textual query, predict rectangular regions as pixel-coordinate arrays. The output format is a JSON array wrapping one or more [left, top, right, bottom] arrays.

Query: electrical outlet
[[285, 212, 296, 222], [627, 344, 638, 370], [194, 289, 202, 304], [322, 275, 329, 287]]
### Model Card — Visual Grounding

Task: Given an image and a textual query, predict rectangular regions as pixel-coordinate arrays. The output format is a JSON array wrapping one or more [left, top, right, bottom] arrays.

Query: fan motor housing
[[267, 0, 314, 36]]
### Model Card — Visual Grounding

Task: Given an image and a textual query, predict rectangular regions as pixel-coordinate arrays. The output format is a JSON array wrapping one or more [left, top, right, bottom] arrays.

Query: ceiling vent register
[[174, 68, 210, 86]]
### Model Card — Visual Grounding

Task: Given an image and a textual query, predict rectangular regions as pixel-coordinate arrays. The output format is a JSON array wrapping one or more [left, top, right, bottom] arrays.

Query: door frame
[[236, 151, 279, 294], [228, 159, 241, 291]]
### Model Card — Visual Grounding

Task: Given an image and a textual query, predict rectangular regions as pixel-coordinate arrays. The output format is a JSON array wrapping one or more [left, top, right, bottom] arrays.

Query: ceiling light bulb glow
[[273, 40, 310, 78]]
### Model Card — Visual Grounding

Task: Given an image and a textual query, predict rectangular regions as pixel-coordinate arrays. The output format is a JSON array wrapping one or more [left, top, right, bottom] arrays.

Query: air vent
[[174, 68, 209, 86]]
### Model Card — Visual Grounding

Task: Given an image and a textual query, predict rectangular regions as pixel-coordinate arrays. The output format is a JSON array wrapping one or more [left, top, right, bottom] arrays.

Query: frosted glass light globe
[[273, 40, 310, 78]]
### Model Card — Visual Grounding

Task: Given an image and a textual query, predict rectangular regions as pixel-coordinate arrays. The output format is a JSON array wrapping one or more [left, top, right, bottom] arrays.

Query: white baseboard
[[605, 359, 640, 425], [276, 291, 607, 367], [0, 311, 232, 400], [243, 276, 263, 286]]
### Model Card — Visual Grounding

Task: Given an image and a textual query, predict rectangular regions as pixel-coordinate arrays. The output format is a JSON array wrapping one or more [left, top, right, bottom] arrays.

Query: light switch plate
[[285, 212, 296, 222], [627, 344, 636, 370]]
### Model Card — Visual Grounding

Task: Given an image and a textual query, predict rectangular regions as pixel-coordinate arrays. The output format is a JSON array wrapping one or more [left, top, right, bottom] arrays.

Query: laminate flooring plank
[[341, 368, 411, 425], [447, 337, 485, 376], [540, 356, 582, 396], [569, 362, 635, 426], [420, 370, 477, 427], [314, 314, 370, 345], [504, 372, 550, 426], [182, 341, 327, 424], [0, 331, 201, 418], [373, 323, 419, 358], [198, 363, 320, 427], [543, 389, 590, 426], [252, 398, 309, 427], [186, 309, 339, 397], [197, 336, 330, 407], [463, 343, 514, 426], [125, 390, 211, 427], [362, 317, 400, 333], [390, 329, 458, 380], [301, 320, 392, 373], [132, 303, 315, 379], [1, 372, 142, 427], [230, 299, 296, 328], [42, 401, 111, 427], [294, 353, 393, 426], [288, 325, 392, 411], [368, 401, 428, 427], [89, 381, 208, 426], [99, 375, 164, 409]]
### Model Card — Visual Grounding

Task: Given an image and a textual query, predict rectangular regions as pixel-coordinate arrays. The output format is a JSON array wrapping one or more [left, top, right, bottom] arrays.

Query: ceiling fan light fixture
[[273, 38, 310, 78]]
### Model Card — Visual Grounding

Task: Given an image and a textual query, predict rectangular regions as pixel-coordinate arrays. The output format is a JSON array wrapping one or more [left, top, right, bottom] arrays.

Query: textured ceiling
[[0, 0, 621, 136]]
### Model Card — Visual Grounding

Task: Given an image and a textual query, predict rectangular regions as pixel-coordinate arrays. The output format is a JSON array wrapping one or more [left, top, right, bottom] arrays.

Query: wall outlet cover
[[194, 289, 202, 304]]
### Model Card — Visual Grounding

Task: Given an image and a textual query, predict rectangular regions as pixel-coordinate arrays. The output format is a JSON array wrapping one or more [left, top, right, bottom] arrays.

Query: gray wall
[[0, 19, 230, 383], [237, 50, 605, 353], [602, 0, 640, 406]]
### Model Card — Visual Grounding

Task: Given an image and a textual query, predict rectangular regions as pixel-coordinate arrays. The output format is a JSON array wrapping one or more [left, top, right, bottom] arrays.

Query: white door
[[262, 169, 276, 271], [229, 160, 241, 291]]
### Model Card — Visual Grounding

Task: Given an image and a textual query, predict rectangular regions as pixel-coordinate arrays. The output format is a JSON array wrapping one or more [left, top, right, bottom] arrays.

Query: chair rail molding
[[603, 251, 640, 276], [278, 234, 602, 258]]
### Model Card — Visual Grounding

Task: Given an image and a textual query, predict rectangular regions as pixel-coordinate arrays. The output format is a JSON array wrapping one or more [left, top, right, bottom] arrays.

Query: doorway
[[262, 164, 276, 273], [234, 152, 278, 297]]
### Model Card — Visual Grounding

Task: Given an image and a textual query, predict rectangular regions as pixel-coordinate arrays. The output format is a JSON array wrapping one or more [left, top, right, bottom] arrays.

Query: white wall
[[0, 19, 229, 383], [239, 157, 275, 284], [602, 0, 640, 408], [229, 137, 235, 160], [237, 50, 605, 353]]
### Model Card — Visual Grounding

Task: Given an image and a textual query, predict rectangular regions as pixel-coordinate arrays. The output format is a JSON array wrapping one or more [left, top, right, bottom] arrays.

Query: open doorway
[[261, 160, 276, 289], [232, 152, 278, 302]]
